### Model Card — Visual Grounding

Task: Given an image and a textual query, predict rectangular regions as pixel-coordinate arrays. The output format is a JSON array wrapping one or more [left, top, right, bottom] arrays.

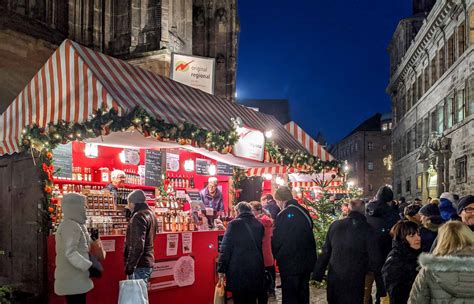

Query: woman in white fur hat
[[54, 193, 93, 304]]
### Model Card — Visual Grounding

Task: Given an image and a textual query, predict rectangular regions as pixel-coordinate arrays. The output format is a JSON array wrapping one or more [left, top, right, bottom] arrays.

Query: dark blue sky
[[236, 1, 412, 144]]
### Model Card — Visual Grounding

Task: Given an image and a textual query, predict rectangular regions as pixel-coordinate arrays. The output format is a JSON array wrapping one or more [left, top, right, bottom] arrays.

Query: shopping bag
[[213, 278, 225, 304], [118, 278, 149, 304], [90, 239, 106, 261]]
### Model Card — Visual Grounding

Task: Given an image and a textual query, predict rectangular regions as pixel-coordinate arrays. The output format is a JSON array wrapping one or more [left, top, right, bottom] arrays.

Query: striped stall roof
[[284, 121, 334, 161], [0, 39, 304, 155], [246, 165, 295, 177], [289, 181, 342, 188]]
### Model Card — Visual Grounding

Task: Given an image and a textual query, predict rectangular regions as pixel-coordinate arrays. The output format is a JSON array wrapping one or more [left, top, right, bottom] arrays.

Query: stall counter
[[48, 230, 225, 304]]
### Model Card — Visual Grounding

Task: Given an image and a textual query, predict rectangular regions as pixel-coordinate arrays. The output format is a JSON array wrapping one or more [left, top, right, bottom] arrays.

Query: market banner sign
[[170, 53, 215, 95], [233, 127, 265, 162]]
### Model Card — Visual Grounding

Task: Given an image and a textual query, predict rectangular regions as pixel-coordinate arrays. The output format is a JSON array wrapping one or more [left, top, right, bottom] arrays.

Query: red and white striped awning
[[0, 39, 304, 156], [284, 121, 334, 161], [290, 180, 342, 188], [246, 165, 295, 177]]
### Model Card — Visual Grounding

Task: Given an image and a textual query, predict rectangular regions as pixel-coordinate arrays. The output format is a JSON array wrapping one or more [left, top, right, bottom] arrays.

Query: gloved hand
[[89, 266, 102, 278], [125, 267, 134, 277]]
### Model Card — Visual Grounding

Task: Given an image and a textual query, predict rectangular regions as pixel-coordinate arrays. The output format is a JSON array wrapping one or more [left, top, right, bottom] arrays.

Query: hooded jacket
[[54, 193, 93, 296], [366, 187, 400, 259], [408, 249, 474, 304], [124, 203, 158, 275], [438, 198, 457, 221], [382, 240, 421, 304]]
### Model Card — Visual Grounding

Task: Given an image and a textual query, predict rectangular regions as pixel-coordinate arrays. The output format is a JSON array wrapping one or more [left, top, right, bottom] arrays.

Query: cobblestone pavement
[[229, 275, 327, 304]]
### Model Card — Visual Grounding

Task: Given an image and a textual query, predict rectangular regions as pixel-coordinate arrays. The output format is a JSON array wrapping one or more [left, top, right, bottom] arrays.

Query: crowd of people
[[53, 180, 474, 304], [218, 186, 474, 304]]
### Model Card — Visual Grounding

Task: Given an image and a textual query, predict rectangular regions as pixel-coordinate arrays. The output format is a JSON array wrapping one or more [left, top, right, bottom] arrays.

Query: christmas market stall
[[0, 39, 307, 303]]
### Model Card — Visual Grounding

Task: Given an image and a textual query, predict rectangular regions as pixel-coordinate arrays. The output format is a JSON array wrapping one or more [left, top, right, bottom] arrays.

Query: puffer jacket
[[54, 193, 93, 296], [408, 249, 474, 303], [124, 203, 158, 275]]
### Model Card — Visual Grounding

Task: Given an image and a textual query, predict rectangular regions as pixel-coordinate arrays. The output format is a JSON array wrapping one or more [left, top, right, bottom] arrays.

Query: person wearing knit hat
[[274, 186, 294, 208], [124, 190, 157, 282], [418, 203, 443, 252], [439, 192, 458, 221], [404, 203, 422, 225], [272, 186, 316, 303], [457, 195, 474, 230]]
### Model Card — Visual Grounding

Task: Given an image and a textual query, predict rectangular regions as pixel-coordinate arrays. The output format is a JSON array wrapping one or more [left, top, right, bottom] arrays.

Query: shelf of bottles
[[51, 184, 129, 235], [166, 173, 195, 190]]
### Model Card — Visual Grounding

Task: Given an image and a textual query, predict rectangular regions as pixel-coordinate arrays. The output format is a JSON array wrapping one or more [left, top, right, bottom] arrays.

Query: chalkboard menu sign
[[217, 162, 233, 176], [52, 143, 72, 179], [145, 150, 163, 187], [196, 158, 211, 175], [187, 190, 202, 203]]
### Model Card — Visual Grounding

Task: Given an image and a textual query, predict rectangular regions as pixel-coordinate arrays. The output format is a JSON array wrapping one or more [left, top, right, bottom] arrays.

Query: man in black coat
[[312, 200, 385, 304], [366, 186, 400, 259], [217, 202, 265, 304], [272, 187, 316, 304], [365, 186, 399, 303]]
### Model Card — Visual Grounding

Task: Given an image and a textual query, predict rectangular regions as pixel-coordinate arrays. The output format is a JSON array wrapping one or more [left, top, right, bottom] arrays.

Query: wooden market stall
[[0, 39, 311, 303]]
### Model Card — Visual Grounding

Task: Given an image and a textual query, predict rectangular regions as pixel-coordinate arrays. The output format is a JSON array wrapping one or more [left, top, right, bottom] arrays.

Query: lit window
[[368, 142, 374, 151], [382, 123, 388, 131], [368, 161, 374, 171]]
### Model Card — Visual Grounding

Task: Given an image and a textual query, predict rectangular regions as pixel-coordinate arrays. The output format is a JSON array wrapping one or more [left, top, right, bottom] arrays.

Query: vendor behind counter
[[200, 177, 224, 228], [103, 170, 126, 198]]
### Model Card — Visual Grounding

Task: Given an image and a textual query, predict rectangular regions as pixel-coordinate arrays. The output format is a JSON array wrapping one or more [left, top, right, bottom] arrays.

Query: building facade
[[238, 99, 292, 124], [0, 0, 239, 113], [387, 0, 474, 200], [331, 113, 393, 199]]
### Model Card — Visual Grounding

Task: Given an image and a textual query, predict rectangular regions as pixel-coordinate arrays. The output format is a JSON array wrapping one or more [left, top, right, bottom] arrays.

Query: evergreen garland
[[265, 142, 342, 174]]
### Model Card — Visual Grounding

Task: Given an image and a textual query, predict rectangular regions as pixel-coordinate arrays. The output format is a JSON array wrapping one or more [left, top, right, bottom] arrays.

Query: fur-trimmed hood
[[419, 251, 474, 272], [418, 250, 474, 298]]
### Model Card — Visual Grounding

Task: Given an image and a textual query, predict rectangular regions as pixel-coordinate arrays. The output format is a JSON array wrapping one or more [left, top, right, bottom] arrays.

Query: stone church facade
[[387, 0, 474, 200], [0, 0, 239, 113]]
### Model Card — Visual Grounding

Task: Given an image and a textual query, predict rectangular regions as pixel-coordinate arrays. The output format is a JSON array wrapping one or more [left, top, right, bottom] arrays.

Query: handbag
[[118, 274, 149, 304], [213, 278, 225, 304], [78, 224, 105, 278], [88, 240, 105, 278], [90, 239, 106, 261], [88, 253, 103, 278]]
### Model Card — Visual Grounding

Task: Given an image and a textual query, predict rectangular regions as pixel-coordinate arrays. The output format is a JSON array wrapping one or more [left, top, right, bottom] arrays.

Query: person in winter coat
[[382, 220, 422, 304], [54, 193, 94, 304], [364, 186, 399, 303], [124, 190, 158, 282], [218, 202, 265, 304], [457, 195, 474, 231], [439, 192, 458, 221], [261, 194, 281, 220], [251, 201, 276, 298], [418, 203, 443, 253], [313, 200, 385, 304], [272, 186, 316, 304], [403, 203, 422, 225], [408, 221, 474, 303]]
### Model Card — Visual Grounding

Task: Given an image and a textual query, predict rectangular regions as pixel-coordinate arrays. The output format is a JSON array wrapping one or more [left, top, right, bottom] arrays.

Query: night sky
[[236, 1, 412, 144]]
